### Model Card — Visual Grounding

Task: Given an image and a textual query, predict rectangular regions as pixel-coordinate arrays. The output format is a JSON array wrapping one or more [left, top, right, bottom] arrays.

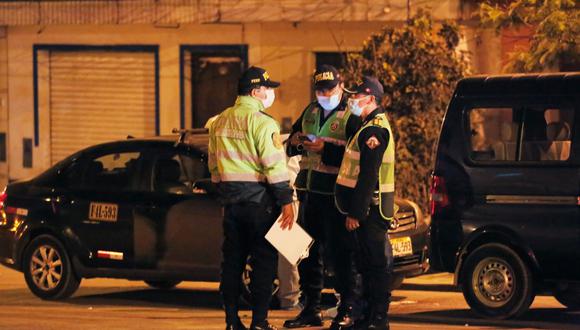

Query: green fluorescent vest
[[335, 113, 395, 220], [208, 96, 289, 185], [294, 103, 351, 194]]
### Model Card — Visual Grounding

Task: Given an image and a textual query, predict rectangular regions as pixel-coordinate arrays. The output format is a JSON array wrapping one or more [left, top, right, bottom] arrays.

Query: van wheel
[[145, 280, 182, 289], [460, 243, 534, 319], [241, 263, 280, 307], [23, 235, 81, 300], [554, 287, 580, 310]]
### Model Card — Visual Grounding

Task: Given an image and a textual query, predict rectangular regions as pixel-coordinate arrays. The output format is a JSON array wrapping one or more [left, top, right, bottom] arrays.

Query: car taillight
[[430, 175, 449, 215]]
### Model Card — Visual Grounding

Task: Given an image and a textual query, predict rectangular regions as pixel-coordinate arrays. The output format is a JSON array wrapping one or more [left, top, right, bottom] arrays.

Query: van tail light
[[0, 187, 6, 210], [430, 175, 449, 215]]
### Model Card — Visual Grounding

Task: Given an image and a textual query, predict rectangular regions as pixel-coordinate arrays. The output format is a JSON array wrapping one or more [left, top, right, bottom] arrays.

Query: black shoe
[[283, 310, 323, 328], [226, 318, 247, 330], [329, 309, 355, 330], [249, 321, 277, 330], [366, 314, 389, 330]]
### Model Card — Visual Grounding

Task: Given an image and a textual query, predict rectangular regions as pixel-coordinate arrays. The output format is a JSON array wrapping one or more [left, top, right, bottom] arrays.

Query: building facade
[[0, 0, 501, 184]]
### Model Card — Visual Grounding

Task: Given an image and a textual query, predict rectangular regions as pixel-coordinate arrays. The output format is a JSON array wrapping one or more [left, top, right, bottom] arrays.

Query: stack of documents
[[265, 203, 313, 266]]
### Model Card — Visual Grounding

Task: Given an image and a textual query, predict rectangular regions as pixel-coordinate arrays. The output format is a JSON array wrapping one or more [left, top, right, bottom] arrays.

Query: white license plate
[[390, 236, 413, 257], [88, 202, 118, 222]]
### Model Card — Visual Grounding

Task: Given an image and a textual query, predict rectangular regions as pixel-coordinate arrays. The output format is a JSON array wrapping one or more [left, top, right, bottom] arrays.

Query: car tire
[[554, 287, 580, 310], [144, 280, 182, 289], [23, 235, 81, 300], [460, 243, 535, 319], [240, 263, 280, 307], [389, 274, 405, 291]]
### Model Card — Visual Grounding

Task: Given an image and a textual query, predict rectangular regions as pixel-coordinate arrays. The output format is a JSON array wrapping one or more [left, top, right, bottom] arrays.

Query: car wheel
[[460, 243, 534, 319], [23, 235, 81, 300], [389, 274, 405, 291], [145, 280, 182, 289], [554, 287, 580, 310], [241, 263, 280, 307]]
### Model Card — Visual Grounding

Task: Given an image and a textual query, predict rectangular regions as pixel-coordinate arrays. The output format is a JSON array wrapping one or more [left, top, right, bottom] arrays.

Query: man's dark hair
[[238, 84, 258, 96]]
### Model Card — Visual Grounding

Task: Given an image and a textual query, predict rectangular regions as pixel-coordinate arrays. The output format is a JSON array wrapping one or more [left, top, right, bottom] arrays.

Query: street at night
[[1, 268, 578, 330]]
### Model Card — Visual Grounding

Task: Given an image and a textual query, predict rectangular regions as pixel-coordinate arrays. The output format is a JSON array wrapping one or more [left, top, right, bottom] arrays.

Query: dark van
[[430, 72, 580, 319]]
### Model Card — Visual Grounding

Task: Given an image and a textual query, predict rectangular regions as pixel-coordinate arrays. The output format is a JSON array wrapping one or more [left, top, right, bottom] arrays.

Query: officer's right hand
[[278, 203, 295, 230], [289, 132, 304, 146]]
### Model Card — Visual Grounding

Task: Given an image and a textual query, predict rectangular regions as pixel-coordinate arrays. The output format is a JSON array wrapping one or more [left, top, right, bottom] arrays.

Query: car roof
[[455, 72, 580, 99], [70, 134, 209, 159]]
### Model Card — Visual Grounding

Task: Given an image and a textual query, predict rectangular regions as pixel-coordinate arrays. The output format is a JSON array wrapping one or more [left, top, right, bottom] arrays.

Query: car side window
[[82, 152, 142, 191], [467, 107, 574, 163], [469, 108, 517, 161], [151, 152, 209, 195], [521, 108, 574, 162]]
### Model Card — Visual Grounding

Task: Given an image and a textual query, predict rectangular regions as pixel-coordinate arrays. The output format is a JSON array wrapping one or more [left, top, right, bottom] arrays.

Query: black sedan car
[[0, 132, 429, 300]]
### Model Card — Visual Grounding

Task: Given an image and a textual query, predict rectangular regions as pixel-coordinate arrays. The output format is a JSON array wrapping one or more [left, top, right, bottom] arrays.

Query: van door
[[465, 101, 580, 280]]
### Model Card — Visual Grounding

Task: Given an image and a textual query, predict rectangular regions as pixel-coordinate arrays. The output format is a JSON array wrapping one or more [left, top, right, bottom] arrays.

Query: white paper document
[[265, 203, 313, 266]]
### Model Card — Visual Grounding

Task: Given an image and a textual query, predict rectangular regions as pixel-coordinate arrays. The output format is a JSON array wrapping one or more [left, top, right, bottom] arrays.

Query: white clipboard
[[265, 203, 314, 266]]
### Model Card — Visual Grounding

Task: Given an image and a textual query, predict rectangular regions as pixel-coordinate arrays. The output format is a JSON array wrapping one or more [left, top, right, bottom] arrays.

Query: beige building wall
[[6, 22, 384, 180], [0, 27, 7, 188]]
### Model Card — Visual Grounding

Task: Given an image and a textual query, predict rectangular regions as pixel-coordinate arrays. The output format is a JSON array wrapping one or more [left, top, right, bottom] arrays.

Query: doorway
[[180, 45, 248, 129]]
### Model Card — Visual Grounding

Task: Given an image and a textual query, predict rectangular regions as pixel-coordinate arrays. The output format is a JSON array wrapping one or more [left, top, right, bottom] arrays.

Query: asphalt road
[[0, 267, 578, 330]]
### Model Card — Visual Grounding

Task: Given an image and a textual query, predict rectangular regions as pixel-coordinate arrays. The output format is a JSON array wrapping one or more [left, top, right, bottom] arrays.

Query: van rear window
[[467, 107, 574, 162]]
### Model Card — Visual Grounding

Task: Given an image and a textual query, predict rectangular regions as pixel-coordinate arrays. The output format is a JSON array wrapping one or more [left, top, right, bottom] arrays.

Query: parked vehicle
[[430, 72, 580, 319], [0, 132, 429, 300]]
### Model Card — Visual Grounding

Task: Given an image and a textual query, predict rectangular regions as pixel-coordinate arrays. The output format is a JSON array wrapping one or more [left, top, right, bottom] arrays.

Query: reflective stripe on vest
[[209, 96, 290, 185], [335, 113, 395, 220], [294, 102, 351, 194]]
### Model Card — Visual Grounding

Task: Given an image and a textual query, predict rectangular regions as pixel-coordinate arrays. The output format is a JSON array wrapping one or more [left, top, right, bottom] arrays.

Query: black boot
[[225, 318, 247, 330], [249, 320, 278, 330], [283, 309, 323, 328], [366, 312, 389, 330], [329, 306, 355, 330]]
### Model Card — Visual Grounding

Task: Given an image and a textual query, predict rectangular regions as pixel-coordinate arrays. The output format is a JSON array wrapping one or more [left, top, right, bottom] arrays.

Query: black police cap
[[239, 66, 281, 90], [346, 75, 384, 100], [313, 64, 341, 91]]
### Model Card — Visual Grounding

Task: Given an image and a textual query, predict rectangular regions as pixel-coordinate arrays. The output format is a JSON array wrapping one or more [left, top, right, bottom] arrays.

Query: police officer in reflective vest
[[284, 65, 361, 329], [208, 66, 295, 330], [335, 76, 395, 330]]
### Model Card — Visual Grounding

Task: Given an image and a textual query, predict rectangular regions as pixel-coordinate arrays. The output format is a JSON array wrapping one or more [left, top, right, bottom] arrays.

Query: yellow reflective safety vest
[[335, 113, 395, 220], [294, 103, 352, 194], [208, 96, 289, 185]]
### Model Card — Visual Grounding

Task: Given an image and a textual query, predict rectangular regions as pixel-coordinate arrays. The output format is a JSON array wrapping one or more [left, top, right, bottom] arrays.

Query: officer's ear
[[251, 86, 266, 100]]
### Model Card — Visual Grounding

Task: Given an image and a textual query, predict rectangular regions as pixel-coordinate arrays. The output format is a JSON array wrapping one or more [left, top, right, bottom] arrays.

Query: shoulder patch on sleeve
[[366, 135, 381, 149], [272, 132, 283, 149]]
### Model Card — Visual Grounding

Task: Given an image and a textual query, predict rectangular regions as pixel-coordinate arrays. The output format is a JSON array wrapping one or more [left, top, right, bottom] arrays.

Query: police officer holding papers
[[208, 66, 295, 330]]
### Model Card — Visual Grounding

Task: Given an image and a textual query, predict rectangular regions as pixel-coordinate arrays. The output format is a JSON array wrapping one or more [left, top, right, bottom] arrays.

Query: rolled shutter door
[[49, 50, 156, 163]]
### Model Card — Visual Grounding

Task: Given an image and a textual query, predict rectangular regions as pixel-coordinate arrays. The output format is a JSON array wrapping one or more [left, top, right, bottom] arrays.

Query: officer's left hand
[[346, 216, 360, 231], [303, 139, 324, 153]]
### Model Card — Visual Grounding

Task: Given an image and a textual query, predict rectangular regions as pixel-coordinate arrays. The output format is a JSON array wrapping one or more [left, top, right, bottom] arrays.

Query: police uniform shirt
[[347, 107, 390, 221], [287, 96, 362, 167]]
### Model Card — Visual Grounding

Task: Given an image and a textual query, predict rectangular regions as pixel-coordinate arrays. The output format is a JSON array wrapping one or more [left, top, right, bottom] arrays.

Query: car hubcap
[[30, 245, 63, 291], [472, 257, 515, 307]]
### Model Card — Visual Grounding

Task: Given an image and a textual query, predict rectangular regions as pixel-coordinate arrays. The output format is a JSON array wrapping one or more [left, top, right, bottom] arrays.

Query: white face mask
[[347, 95, 370, 117], [317, 92, 341, 111], [261, 89, 276, 109]]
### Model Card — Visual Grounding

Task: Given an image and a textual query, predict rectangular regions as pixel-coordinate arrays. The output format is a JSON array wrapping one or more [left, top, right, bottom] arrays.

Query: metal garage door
[[49, 50, 156, 163]]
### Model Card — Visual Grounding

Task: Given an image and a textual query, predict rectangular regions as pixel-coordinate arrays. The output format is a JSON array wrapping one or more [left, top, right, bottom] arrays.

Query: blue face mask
[[317, 93, 341, 111], [348, 96, 369, 117]]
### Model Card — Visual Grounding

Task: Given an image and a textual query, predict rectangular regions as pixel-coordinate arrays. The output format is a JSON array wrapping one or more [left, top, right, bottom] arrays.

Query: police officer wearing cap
[[335, 76, 395, 330], [208, 66, 295, 330], [284, 65, 361, 329]]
